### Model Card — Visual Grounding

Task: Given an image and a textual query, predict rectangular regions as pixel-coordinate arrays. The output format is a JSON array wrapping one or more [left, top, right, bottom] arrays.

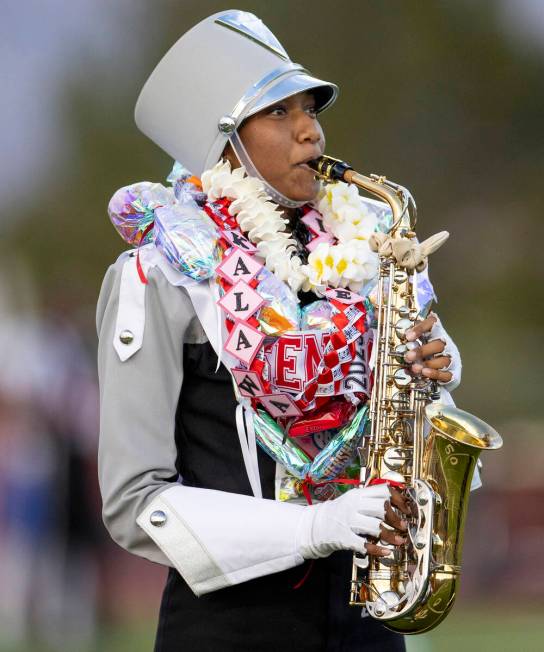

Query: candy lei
[[197, 161, 376, 417], [197, 162, 381, 500], [107, 160, 384, 500], [201, 160, 379, 296]]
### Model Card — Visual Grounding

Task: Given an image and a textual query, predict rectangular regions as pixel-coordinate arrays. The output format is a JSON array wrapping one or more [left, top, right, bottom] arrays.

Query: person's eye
[[305, 104, 318, 117], [268, 104, 287, 116]]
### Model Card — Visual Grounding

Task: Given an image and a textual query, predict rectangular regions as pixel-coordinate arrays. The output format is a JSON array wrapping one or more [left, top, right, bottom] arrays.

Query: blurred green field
[[2, 608, 543, 652], [407, 608, 544, 652]]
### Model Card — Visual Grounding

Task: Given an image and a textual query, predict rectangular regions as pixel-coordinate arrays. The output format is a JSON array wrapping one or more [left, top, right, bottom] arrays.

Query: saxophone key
[[393, 368, 412, 388], [384, 446, 410, 471], [395, 318, 413, 340]]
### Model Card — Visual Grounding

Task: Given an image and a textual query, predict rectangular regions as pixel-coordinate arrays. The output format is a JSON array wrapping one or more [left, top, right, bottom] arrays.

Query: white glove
[[295, 484, 389, 559]]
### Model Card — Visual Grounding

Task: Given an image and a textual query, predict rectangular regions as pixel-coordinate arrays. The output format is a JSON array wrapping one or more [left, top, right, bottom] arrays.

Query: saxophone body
[[311, 156, 502, 634]]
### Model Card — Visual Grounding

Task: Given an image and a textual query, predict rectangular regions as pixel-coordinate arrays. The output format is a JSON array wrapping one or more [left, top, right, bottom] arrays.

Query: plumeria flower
[[317, 180, 378, 243], [319, 181, 360, 216], [303, 242, 344, 288], [343, 241, 379, 284], [326, 181, 361, 210], [302, 240, 379, 293], [333, 209, 378, 242]]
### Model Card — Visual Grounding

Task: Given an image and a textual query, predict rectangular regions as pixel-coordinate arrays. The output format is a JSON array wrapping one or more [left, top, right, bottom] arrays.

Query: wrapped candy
[[363, 296, 376, 329], [108, 182, 174, 246], [361, 195, 393, 234], [278, 474, 302, 502], [256, 267, 299, 335], [154, 201, 221, 281], [258, 307, 297, 335], [306, 406, 367, 482], [252, 409, 311, 479], [278, 472, 341, 503], [167, 161, 208, 206], [300, 300, 334, 331], [252, 405, 367, 483], [287, 428, 336, 460], [288, 398, 356, 437], [338, 461, 363, 493]]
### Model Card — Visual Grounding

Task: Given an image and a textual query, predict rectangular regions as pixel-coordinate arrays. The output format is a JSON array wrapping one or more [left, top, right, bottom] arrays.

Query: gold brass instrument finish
[[310, 156, 502, 634]]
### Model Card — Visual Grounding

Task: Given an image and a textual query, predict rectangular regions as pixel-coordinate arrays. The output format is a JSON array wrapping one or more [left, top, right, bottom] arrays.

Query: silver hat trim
[[204, 62, 337, 172], [214, 10, 289, 61], [215, 16, 289, 61]]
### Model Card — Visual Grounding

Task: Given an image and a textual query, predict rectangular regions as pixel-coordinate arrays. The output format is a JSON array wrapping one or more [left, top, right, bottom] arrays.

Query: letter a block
[[217, 246, 262, 284], [259, 394, 302, 418], [224, 321, 265, 366]]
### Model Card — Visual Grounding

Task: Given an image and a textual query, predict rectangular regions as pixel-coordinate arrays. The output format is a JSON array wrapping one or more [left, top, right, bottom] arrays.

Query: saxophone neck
[[310, 155, 416, 233]]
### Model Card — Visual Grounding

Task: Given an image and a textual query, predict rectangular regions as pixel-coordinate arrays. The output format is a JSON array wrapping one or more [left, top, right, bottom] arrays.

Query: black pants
[[154, 552, 405, 652]]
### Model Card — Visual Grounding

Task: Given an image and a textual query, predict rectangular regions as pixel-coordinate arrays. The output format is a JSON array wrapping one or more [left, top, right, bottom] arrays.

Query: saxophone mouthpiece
[[309, 155, 353, 181]]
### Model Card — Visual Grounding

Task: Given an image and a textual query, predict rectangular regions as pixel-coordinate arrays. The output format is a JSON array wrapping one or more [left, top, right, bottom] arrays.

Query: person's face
[[233, 91, 325, 204]]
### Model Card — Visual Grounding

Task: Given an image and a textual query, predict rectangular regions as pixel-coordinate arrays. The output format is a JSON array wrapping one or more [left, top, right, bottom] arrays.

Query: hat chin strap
[[229, 130, 307, 209]]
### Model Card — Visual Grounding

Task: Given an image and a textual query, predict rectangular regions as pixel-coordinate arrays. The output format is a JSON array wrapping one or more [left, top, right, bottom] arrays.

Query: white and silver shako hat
[[134, 10, 338, 180]]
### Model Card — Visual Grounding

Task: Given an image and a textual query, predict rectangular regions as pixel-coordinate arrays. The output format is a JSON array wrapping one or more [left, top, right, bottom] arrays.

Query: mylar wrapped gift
[[108, 181, 174, 246], [256, 267, 299, 335], [154, 202, 221, 281]]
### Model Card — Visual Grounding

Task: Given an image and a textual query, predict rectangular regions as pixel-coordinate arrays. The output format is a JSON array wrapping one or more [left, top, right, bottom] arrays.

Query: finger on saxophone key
[[365, 543, 393, 557], [380, 524, 407, 546], [389, 488, 411, 515], [405, 315, 438, 341], [384, 502, 408, 531]]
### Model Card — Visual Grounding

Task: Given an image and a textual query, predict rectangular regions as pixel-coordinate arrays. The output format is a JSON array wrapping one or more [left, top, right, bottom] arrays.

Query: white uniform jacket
[[96, 245, 477, 597]]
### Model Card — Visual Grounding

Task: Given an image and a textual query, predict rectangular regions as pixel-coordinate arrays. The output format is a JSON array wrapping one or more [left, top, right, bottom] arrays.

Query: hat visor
[[244, 72, 338, 119]]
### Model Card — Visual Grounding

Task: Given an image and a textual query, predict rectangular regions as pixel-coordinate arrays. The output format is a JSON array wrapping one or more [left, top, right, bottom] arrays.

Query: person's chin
[[285, 175, 320, 203]]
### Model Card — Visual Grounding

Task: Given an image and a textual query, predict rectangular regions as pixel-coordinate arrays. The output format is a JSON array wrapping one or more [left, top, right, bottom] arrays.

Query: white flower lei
[[201, 160, 379, 295]]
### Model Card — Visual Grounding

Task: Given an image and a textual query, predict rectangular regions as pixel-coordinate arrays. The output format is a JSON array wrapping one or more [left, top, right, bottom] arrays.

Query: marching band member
[[97, 11, 467, 651]]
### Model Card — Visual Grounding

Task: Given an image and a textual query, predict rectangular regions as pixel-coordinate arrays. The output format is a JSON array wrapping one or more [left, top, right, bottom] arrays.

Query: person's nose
[[295, 111, 322, 146]]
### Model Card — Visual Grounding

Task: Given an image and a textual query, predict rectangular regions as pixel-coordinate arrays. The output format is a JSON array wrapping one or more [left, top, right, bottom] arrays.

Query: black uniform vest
[[154, 336, 405, 652]]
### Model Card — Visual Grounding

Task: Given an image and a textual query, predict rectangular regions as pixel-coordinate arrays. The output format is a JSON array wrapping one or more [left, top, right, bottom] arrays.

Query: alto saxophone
[[310, 156, 502, 634]]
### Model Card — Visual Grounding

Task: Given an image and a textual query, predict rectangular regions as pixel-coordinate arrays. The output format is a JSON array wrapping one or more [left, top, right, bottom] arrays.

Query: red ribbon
[[299, 475, 361, 506], [135, 221, 155, 285], [368, 478, 406, 489], [204, 197, 237, 230], [293, 475, 361, 590], [293, 560, 315, 590]]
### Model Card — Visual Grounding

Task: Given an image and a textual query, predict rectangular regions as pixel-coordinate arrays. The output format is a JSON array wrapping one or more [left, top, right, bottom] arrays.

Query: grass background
[[2, 608, 543, 652]]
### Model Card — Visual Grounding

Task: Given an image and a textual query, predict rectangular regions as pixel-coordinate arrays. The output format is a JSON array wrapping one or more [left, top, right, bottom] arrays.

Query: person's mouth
[[295, 155, 321, 172]]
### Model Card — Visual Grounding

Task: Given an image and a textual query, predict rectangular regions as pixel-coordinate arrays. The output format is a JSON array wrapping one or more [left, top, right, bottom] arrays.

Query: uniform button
[[150, 510, 167, 527], [119, 330, 134, 345]]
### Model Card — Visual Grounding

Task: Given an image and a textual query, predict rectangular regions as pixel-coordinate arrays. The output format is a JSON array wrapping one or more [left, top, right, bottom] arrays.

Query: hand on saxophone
[[366, 487, 411, 556], [404, 313, 454, 384], [296, 484, 408, 560]]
